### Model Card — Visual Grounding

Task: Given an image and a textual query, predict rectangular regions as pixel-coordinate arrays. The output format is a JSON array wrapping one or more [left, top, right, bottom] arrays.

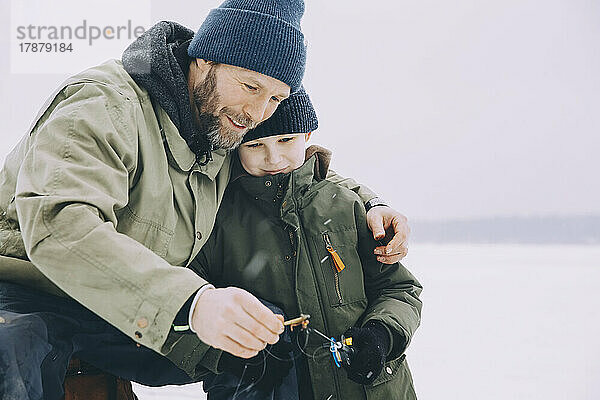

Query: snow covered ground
[[133, 244, 600, 399]]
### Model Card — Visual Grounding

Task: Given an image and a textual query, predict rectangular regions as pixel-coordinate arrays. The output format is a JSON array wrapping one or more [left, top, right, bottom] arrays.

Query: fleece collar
[[122, 21, 212, 162]]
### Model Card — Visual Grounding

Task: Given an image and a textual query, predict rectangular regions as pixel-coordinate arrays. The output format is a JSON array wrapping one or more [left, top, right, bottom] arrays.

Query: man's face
[[190, 60, 291, 151], [238, 133, 309, 177]]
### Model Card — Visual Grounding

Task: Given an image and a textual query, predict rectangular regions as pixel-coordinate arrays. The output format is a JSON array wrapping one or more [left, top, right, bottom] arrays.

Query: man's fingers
[[375, 245, 408, 263], [382, 215, 408, 249], [218, 336, 260, 359], [371, 222, 385, 240], [376, 252, 407, 264], [374, 241, 408, 255], [234, 312, 280, 345], [384, 233, 408, 255], [366, 209, 386, 240], [373, 227, 385, 240], [225, 292, 282, 344], [240, 294, 284, 335], [224, 323, 270, 352]]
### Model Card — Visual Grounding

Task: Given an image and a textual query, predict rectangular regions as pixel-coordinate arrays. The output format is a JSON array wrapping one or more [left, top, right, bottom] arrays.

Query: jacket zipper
[[288, 228, 296, 254], [323, 232, 343, 305], [290, 175, 343, 398]]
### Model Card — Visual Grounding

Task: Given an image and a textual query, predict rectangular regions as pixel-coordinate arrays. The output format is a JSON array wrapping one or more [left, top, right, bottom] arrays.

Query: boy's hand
[[366, 206, 410, 263], [343, 322, 390, 385], [191, 287, 284, 358]]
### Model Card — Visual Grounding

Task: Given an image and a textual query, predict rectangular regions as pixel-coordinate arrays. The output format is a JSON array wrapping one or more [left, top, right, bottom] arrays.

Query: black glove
[[343, 321, 390, 385], [217, 340, 294, 393]]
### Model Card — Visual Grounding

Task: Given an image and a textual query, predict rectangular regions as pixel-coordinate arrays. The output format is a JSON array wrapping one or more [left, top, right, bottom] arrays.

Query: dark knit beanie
[[188, 0, 307, 92], [242, 86, 318, 143]]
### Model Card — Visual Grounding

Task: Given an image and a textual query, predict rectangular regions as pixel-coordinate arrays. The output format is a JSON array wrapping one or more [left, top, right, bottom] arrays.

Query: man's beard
[[191, 65, 256, 153]]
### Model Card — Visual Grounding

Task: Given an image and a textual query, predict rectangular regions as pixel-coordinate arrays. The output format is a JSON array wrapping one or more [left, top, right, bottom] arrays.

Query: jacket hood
[[122, 21, 211, 160], [305, 145, 332, 181]]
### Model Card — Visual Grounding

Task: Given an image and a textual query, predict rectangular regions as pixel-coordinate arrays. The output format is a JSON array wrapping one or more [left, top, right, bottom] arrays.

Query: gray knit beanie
[[188, 0, 307, 92], [242, 86, 318, 143]]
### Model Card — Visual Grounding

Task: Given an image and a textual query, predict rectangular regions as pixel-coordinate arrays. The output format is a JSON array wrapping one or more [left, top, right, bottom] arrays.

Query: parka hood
[[122, 21, 212, 161], [305, 145, 332, 181]]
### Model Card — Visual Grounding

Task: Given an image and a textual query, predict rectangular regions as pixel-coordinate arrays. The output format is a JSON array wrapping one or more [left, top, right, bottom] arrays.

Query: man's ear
[[305, 132, 313, 141], [193, 58, 211, 78]]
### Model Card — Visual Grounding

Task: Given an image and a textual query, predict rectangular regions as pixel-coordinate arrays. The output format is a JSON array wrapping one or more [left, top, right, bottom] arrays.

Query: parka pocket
[[364, 355, 417, 400], [313, 230, 366, 307], [116, 205, 174, 258]]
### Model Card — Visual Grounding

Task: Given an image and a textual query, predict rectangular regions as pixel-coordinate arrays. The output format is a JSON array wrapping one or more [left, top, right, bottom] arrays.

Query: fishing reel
[[328, 335, 355, 369]]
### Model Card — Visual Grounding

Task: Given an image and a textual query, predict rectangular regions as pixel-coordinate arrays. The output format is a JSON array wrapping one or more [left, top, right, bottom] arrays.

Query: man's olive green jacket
[[191, 148, 422, 399], [0, 60, 378, 364]]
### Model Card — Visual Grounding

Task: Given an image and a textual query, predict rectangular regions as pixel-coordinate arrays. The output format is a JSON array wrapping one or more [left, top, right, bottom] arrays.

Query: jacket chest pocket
[[312, 230, 367, 307], [116, 206, 174, 258]]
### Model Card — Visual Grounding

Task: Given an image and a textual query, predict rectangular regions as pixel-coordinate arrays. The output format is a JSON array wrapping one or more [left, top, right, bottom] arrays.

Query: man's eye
[[271, 96, 281, 102], [244, 83, 257, 91]]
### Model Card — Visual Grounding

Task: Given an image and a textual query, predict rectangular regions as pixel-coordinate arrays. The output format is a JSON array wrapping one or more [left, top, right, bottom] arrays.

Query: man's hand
[[191, 287, 284, 358], [366, 206, 410, 263]]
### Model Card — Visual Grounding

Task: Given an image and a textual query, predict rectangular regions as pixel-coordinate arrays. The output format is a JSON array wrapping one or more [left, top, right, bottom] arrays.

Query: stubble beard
[[191, 66, 253, 152]]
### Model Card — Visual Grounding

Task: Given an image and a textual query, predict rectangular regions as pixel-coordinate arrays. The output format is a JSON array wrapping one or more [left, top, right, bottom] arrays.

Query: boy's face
[[238, 133, 311, 177]]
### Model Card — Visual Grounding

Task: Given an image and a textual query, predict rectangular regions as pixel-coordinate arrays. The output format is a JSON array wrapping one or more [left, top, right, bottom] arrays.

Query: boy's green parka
[[191, 146, 423, 400]]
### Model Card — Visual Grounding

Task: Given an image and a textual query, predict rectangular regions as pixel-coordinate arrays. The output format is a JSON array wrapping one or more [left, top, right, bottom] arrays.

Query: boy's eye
[[279, 137, 295, 143], [245, 143, 262, 148]]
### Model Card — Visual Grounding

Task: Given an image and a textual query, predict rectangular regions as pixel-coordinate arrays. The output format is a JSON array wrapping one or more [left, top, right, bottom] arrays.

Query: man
[[0, 0, 409, 399]]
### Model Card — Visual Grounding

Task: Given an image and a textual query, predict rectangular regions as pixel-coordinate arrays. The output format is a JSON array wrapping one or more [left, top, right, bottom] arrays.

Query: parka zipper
[[288, 228, 296, 256], [290, 174, 343, 398], [323, 232, 344, 305]]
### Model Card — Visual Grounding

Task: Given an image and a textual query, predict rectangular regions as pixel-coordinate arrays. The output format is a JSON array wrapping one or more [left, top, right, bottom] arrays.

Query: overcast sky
[[1, 0, 598, 220]]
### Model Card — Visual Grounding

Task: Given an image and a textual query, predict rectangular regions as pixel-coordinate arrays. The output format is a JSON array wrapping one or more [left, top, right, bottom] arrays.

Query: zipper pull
[[324, 233, 346, 272]]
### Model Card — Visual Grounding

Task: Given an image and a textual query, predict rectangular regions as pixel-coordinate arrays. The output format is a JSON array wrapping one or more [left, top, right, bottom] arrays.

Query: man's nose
[[243, 96, 272, 125]]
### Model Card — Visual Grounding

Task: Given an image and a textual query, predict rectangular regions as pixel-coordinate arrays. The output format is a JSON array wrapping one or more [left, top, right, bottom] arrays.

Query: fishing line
[[232, 350, 267, 400]]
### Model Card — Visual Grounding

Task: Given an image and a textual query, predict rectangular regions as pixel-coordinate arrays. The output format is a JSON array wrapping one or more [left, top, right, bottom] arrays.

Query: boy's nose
[[265, 147, 282, 164]]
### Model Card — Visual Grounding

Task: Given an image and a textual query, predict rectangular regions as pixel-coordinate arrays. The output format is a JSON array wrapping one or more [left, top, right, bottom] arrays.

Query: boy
[[191, 88, 422, 399]]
